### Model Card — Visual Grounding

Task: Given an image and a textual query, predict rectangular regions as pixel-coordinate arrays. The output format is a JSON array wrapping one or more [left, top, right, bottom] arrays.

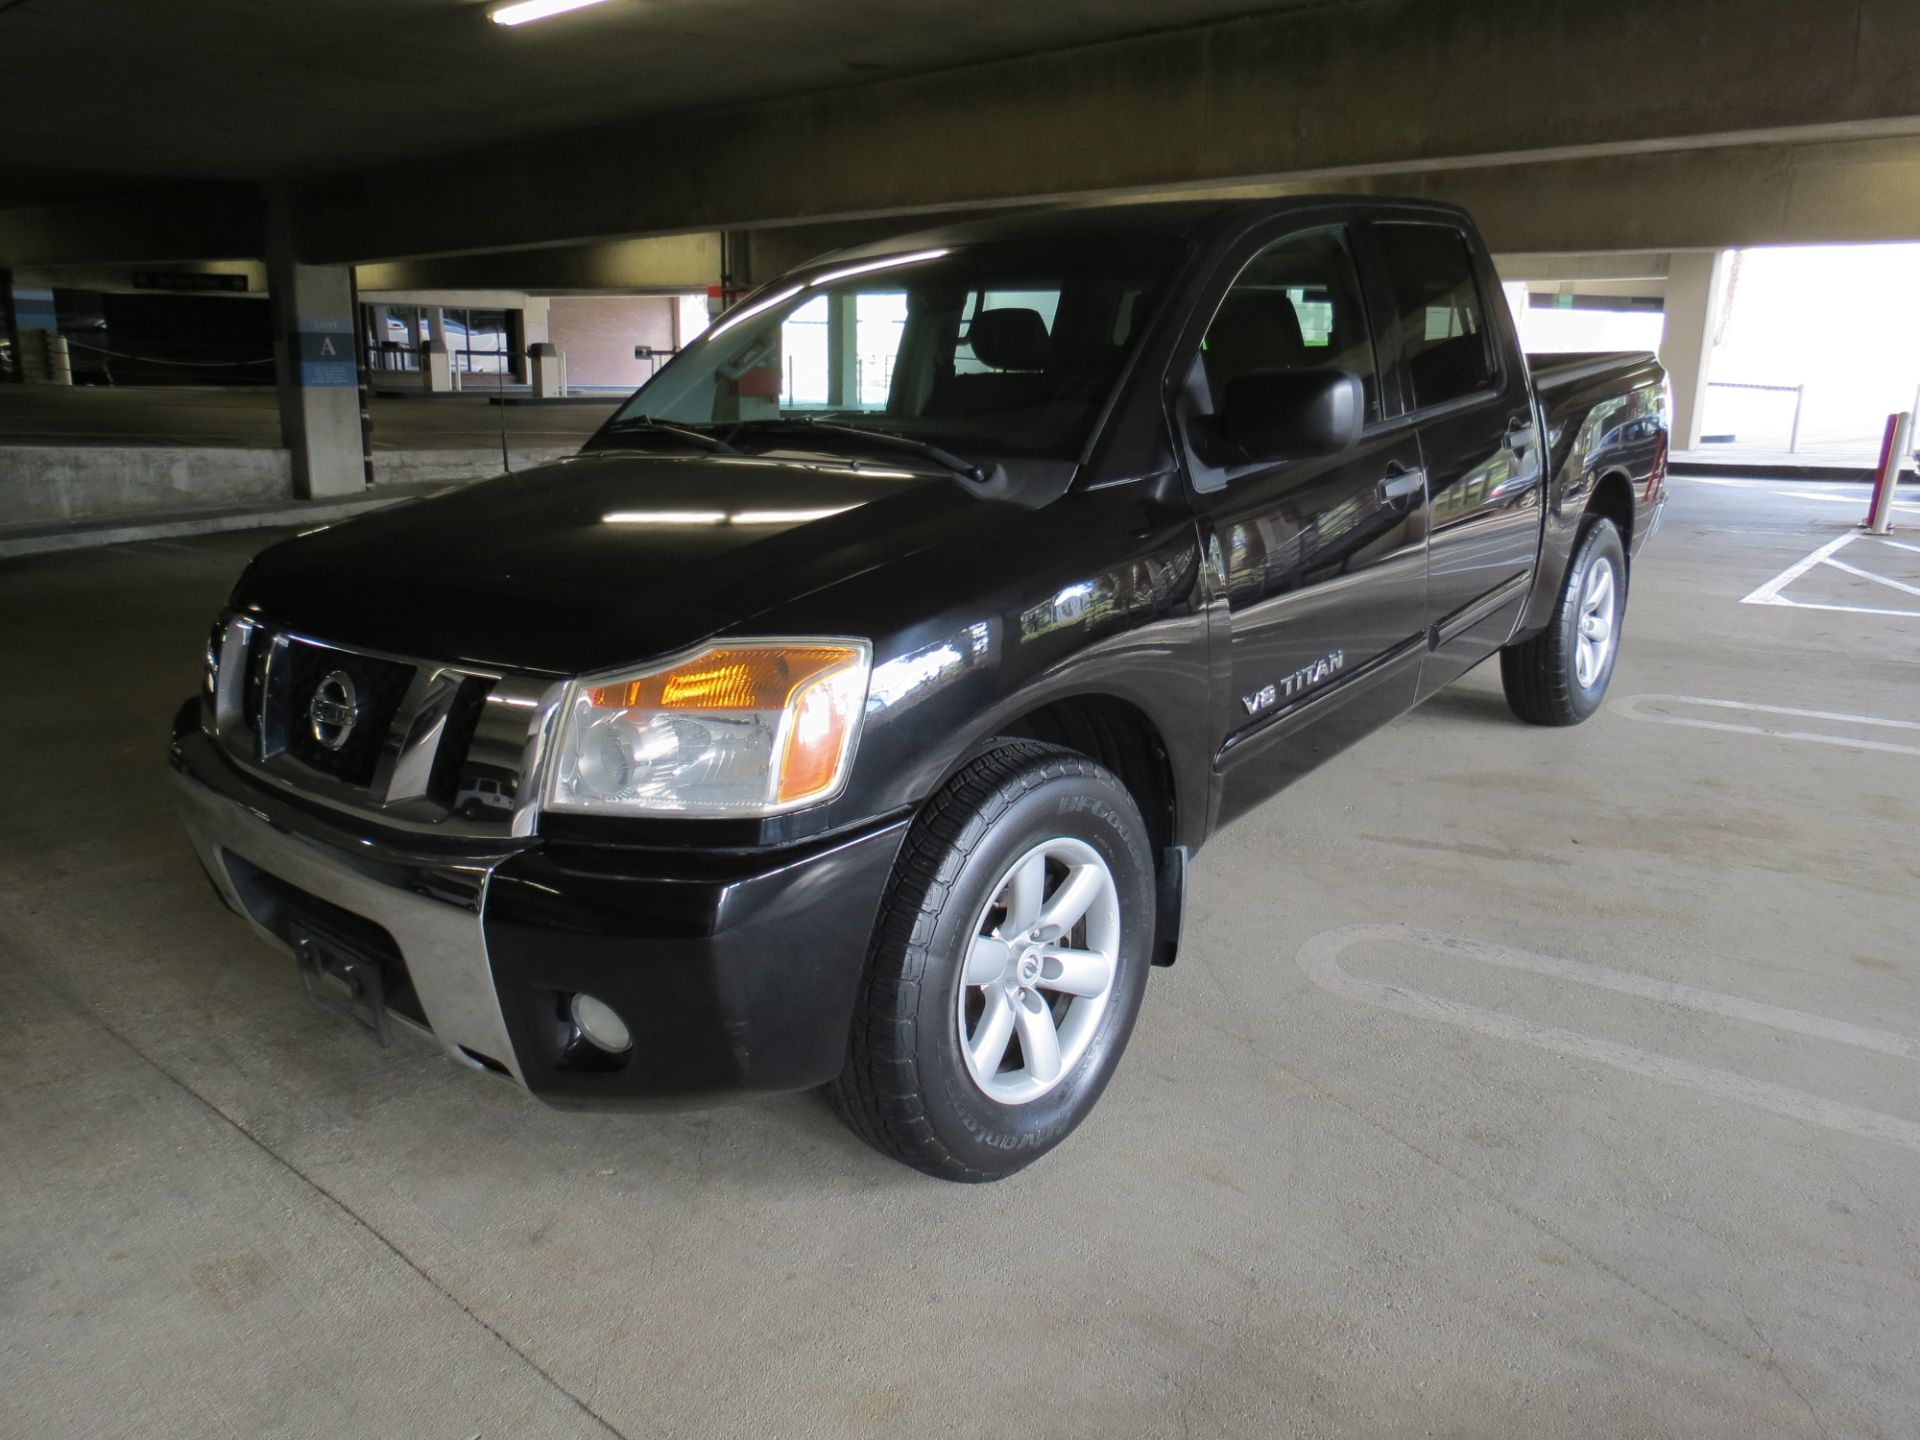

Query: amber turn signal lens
[[585, 645, 860, 713], [775, 657, 867, 804]]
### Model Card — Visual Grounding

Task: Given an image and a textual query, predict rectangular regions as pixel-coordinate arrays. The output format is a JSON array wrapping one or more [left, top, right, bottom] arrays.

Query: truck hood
[[231, 450, 972, 675]]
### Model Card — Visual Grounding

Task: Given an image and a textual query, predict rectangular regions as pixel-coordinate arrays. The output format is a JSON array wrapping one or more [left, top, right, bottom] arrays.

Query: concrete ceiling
[[0, 0, 1332, 196]]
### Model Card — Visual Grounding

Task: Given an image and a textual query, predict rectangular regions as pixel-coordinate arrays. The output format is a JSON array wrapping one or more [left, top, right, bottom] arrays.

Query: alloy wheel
[[956, 837, 1121, 1105], [1574, 555, 1617, 689]]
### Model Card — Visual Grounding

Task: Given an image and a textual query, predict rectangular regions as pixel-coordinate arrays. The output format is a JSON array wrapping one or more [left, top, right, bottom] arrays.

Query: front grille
[[428, 677, 493, 806], [209, 613, 556, 837], [278, 640, 416, 787]]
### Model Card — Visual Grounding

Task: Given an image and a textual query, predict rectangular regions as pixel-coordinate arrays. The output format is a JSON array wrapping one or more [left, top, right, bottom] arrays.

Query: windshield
[[600, 239, 1181, 463]]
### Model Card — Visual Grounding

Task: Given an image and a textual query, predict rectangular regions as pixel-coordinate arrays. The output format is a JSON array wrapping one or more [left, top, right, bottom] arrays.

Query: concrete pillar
[[676, 293, 709, 347], [1660, 250, 1732, 452], [43, 333, 73, 386], [421, 307, 456, 392], [528, 341, 566, 399], [514, 299, 552, 385], [8, 279, 60, 384], [421, 339, 452, 394], [522, 296, 552, 348], [826, 292, 858, 408], [268, 204, 368, 500]]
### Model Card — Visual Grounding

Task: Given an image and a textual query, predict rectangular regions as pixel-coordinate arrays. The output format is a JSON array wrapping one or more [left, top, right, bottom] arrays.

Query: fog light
[[570, 993, 632, 1053]]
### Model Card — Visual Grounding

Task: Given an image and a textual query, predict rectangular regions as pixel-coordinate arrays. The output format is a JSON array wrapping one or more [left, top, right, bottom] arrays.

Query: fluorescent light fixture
[[490, 0, 611, 26], [731, 507, 856, 525], [603, 507, 859, 527], [602, 510, 727, 525], [808, 249, 950, 288]]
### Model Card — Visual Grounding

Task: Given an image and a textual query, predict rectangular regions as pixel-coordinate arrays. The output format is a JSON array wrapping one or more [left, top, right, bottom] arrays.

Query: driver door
[[1176, 218, 1430, 825]]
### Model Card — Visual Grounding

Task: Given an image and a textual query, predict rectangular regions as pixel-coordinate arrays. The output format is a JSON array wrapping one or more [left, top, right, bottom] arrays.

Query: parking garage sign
[[298, 317, 357, 387]]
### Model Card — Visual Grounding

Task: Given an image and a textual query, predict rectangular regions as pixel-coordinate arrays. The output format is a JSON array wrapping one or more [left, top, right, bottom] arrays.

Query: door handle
[[1378, 466, 1425, 503], [1505, 419, 1538, 453]]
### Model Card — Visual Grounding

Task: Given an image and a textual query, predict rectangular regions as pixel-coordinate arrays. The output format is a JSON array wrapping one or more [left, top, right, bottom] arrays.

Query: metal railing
[[1706, 380, 1806, 453]]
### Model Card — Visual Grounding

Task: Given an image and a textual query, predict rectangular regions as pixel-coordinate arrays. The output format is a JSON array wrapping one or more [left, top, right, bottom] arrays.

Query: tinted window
[[1376, 222, 1496, 408], [1199, 225, 1381, 423]]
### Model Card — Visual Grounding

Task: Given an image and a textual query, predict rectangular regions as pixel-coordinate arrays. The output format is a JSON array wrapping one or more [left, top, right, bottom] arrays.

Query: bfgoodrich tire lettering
[[828, 740, 1155, 1182]]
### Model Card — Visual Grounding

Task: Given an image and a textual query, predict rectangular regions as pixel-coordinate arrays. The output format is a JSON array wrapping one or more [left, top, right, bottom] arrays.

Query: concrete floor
[[2, 476, 1916, 1439], [0, 384, 617, 450]]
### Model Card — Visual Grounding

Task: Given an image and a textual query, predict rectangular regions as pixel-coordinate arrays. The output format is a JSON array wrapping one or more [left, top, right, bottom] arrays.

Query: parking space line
[[1298, 925, 1920, 1153], [1741, 532, 1860, 605], [1740, 531, 1920, 616], [1610, 694, 1920, 756], [1770, 488, 1920, 509], [1823, 555, 1920, 600]]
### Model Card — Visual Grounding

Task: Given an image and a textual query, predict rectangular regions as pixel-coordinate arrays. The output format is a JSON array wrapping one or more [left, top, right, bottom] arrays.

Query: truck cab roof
[[812, 194, 1480, 267]]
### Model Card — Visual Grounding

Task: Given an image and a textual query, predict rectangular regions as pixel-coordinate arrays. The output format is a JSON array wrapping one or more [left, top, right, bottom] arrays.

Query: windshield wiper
[[730, 416, 990, 482], [601, 414, 741, 455]]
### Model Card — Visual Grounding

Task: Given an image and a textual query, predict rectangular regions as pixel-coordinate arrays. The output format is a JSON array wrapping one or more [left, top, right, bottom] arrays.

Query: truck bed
[[1527, 350, 1661, 399]]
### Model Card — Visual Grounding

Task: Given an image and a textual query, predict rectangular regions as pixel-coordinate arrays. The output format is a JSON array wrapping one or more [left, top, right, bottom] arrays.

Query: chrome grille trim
[[208, 611, 565, 839]]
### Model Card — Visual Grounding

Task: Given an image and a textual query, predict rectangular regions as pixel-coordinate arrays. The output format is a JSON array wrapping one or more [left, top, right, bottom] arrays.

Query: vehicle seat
[[1201, 291, 1306, 410], [925, 307, 1056, 416], [1407, 333, 1490, 406]]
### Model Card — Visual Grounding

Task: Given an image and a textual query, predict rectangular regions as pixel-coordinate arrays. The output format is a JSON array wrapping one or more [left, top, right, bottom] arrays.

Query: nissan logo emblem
[[308, 670, 360, 750]]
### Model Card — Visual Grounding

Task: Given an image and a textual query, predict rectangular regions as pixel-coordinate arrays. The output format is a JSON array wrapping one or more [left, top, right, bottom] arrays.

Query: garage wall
[[544, 296, 678, 390]]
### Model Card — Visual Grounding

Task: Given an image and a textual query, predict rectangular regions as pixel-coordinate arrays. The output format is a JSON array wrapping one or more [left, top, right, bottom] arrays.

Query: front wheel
[[828, 741, 1155, 1182], [1500, 516, 1627, 725]]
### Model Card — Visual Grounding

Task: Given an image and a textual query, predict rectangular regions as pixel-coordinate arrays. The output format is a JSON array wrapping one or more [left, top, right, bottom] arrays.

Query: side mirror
[[1219, 367, 1365, 462]]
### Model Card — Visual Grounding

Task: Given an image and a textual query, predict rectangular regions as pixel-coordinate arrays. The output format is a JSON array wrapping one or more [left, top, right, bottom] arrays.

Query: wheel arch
[[938, 689, 1192, 967], [1586, 466, 1636, 553]]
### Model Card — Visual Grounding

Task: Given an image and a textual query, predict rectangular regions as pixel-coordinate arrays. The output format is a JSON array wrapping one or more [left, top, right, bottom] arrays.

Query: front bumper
[[170, 713, 910, 1108]]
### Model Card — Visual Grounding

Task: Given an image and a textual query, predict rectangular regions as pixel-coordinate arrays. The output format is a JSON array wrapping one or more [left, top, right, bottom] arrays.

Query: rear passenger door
[[1369, 218, 1544, 697], [1173, 217, 1430, 826]]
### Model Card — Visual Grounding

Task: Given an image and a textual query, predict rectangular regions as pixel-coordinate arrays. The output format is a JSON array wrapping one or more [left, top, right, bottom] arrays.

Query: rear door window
[[1375, 222, 1497, 409]]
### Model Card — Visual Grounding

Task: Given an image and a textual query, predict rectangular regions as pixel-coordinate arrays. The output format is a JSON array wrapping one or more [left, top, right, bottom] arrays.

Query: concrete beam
[[355, 289, 538, 310], [1148, 134, 1920, 254], [1493, 254, 1672, 284], [293, 0, 1920, 262], [731, 133, 1920, 287], [0, 183, 264, 267], [351, 234, 722, 292], [6, 260, 269, 296]]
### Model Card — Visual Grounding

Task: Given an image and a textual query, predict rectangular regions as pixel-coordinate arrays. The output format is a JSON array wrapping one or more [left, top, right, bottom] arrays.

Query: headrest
[[966, 308, 1053, 372], [1206, 291, 1306, 372]]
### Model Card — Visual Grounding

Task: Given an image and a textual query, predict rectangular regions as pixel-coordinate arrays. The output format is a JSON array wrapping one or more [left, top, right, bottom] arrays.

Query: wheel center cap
[[1017, 953, 1041, 984]]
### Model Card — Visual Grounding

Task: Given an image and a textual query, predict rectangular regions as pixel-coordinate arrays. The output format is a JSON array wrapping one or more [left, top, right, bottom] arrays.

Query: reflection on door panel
[[1375, 220, 1541, 692], [1181, 222, 1429, 823]]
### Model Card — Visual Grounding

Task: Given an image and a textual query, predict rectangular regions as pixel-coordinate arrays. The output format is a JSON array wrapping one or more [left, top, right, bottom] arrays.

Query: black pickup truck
[[172, 197, 1667, 1180]]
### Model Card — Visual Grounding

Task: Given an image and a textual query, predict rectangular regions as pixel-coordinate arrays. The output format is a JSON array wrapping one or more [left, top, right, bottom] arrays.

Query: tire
[[828, 740, 1156, 1182], [1500, 516, 1627, 725]]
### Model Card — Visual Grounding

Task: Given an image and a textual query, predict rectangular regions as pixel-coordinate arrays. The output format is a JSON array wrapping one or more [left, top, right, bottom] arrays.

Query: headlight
[[545, 639, 871, 817]]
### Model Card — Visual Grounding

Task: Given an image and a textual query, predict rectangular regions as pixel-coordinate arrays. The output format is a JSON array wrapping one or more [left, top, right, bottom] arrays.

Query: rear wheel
[[1500, 516, 1627, 725], [828, 741, 1155, 1182]]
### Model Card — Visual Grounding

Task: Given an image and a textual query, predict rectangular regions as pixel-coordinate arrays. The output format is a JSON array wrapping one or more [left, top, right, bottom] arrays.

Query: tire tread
[[827, 739, 1109, 1182], [1501, 518, 1622, 726]]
